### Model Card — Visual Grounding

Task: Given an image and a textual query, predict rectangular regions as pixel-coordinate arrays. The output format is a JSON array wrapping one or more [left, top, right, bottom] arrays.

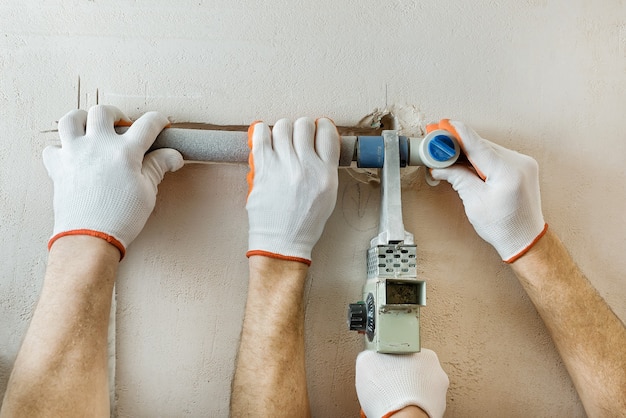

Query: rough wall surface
[[1, 1, 625, 417]]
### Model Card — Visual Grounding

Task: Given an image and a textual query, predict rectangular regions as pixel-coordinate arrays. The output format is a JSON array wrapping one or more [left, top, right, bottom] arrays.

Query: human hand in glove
[[245, 117, 340, 265], [356, 349, 449, 418], [428, 119, 547, 263], [43, 105, 184, 260]]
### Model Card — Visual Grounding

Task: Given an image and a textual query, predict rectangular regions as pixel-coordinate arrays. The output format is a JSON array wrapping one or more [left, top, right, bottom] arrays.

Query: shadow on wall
[[0, 355, 12, 403]]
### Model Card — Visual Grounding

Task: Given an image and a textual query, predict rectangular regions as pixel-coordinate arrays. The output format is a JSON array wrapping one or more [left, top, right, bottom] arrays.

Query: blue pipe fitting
[[357, 136, 409, 168], [409, 130, 461, 168], [356, 136, 383, 168], [428, 135, 457, 162]]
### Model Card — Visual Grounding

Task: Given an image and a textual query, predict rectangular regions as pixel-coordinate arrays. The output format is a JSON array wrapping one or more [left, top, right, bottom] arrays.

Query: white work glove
[[428, 119, 547, 263], [246, 117, 340, 265], [355, 349, 449, 418], [43, 105, 184, 259]]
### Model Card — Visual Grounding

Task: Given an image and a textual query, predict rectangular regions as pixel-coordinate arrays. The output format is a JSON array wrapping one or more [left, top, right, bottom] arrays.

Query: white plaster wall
[[1, 1, 625, 416]]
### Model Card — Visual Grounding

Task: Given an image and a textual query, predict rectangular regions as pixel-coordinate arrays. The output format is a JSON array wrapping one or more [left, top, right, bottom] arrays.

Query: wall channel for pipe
[[116, 126, 461, 169]]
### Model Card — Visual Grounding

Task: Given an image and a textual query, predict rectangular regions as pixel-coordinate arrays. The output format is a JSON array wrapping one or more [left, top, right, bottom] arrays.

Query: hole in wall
[[348, 104, 427, 188]]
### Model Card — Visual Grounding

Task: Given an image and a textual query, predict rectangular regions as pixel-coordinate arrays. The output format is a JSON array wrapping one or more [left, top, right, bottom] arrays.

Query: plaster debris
[[357, 104, 426, 137]]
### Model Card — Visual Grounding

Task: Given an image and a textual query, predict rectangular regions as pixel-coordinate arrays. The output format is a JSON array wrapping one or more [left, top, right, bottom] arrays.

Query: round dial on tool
[[347, 293, 376, 342], [365, 293, 376, 342], [348, 302, 367, 331]]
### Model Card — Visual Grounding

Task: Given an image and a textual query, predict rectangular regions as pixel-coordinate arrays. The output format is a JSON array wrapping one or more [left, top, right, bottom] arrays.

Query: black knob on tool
[[348, 302, 367, 331]]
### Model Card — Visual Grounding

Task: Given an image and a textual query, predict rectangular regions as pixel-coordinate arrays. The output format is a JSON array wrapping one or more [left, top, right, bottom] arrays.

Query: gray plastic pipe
[[143, 127, 358, 166]]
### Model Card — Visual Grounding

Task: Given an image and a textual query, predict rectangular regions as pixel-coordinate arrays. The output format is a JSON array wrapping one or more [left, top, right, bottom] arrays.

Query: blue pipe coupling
[[356, 130, 460, 168], [357, 136, 408, 168]]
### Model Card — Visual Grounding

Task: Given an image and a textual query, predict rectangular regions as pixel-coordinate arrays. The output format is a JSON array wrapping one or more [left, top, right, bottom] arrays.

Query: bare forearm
[[1, 236, 119, 418], [511, 229, 626, 417], [231, 257, 310, 418]]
